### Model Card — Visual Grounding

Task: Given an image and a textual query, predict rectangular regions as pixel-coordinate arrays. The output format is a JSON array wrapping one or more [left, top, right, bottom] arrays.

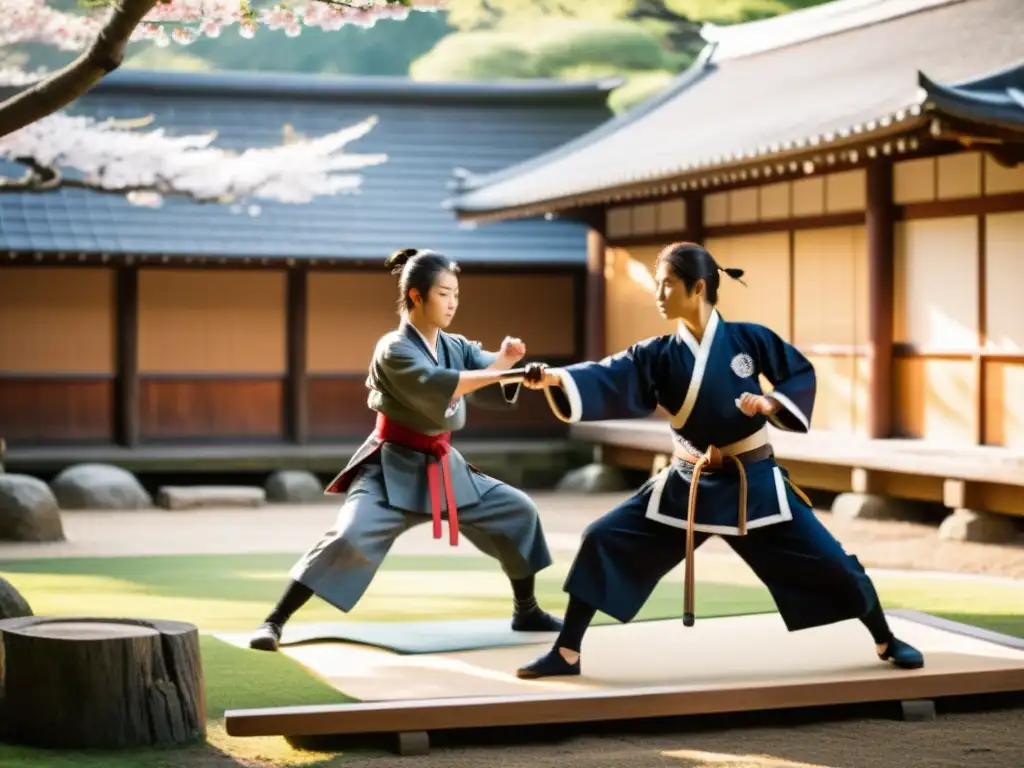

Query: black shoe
[[517, 647, 580, 679], [249, 622, 282, 652], [511, 605, 563, 632], [879, 636, 924, 669]]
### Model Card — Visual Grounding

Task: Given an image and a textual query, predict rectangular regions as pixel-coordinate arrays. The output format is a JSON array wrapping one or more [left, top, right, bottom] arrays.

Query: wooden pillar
[[975, 212, 987, 445], [286, 268, 308, 444], [115, 266, 139, 447], [865, 159, 895, 439], [686, 190, 705, 243], [585, 227, 606, 361]]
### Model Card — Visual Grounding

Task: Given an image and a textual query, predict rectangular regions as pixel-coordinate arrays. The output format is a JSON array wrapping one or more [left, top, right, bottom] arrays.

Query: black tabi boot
[[516, 647, 581, 679], [248, 580, 314, 652], [511, 596, 564, 632], [878, 635, 925, 669], [516, 595, 593, 679], [249, 622, 283, 652], [509, 576, 563, 632]]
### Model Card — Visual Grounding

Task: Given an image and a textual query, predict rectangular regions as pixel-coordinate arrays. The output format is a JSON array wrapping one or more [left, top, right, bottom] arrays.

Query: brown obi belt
[[673, 428, 773, 627]]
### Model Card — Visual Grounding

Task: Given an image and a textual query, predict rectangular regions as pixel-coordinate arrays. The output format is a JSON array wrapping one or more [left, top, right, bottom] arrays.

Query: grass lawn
[[1, 552, 1022, 767]]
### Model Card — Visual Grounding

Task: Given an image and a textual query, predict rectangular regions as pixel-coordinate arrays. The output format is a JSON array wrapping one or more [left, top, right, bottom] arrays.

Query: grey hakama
[[288, 321, 554, 614]]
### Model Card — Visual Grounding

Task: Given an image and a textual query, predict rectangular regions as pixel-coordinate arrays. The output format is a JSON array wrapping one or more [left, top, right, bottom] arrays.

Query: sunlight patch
[[662, 748, 833, 767]]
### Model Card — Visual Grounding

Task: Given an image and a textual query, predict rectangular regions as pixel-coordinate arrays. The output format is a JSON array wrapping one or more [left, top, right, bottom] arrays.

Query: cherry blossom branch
[[0, 0, 447, 138], [0, 0, 160, 139], [0, 110, 389, 208]]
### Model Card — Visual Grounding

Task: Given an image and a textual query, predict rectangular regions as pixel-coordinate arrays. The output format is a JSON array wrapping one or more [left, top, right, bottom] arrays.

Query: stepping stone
[[156, 486, 265, 511]]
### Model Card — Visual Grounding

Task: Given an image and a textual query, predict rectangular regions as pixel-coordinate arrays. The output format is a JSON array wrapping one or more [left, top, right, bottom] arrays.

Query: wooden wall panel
[[307, 272, 579, 375], [603, 245, 674, 356], [139, 378, 284, 439], [893, 157, 936, 204], [138, 269, 287, 374], [893, 217, 979, 349], [983, 211, 1024, 352], [892, 357, 976, 442], [0, 377, 113, 443], [937, 153, 982, 199], [984, 360, 1024, 448], [792, 225, 868, 347], [825, 170, 866, 213], [307, 272, 399, 375], [984, 155, 1024, 195], [0, 267, 115, 373], [451, 274, 577, 358], [308, 376, 376, 439], [706, 232, 791, 339], [803, 355, 857, 432], [791, 177, 825, 217]]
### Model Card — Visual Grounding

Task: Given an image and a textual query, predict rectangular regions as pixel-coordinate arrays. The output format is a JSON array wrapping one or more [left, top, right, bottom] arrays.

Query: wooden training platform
[[224, 611, 1024, 752]]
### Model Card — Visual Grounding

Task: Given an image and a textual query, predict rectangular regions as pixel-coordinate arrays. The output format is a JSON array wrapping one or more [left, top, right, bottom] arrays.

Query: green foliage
[[411, 18, 674, 82], [608, 69, 677, 113], [666, 0, 834, 23], [444, 0, 635, 31]]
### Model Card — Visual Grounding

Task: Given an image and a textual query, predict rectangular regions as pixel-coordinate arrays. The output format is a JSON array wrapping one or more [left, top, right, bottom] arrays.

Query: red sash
[[373, 412, 459, 546]]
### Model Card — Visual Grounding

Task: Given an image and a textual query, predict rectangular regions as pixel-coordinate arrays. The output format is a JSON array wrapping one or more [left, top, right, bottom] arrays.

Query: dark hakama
[[545, 309, 883, 633]]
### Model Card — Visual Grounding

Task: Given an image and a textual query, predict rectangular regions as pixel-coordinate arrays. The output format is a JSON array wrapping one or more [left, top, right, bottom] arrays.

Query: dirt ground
[[3, 492, 1023, 768]]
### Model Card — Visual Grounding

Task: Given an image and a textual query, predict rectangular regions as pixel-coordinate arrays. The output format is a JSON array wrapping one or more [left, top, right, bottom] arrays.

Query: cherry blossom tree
[[0, 0, 445, 206]]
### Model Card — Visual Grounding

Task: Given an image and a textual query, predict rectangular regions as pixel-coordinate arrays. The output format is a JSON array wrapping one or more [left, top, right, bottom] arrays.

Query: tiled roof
[[448, 0, 1024, 218], [0, 70, 617, 264]]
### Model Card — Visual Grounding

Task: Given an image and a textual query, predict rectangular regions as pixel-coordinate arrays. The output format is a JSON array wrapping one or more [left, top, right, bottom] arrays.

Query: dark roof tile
[[0, 70, 616, 264]]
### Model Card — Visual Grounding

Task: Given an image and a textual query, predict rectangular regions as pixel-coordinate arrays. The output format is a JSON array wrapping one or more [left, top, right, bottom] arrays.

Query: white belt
[[673, 425, 770, 457]]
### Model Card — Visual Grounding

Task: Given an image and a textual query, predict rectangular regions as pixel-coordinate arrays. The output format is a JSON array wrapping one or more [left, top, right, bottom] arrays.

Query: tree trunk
[[0, 616, 205, 749], [0, 0, 159, 139], [0, 577, 31, 620]]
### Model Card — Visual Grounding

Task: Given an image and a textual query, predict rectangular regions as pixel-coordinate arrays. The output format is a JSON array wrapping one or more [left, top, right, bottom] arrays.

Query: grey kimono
[[289, 320, 554, 613]]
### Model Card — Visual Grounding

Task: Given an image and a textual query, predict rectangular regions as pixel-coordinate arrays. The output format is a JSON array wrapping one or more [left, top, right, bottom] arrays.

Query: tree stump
[[0, 616, 205, 749], [0, 577, 31, 620]]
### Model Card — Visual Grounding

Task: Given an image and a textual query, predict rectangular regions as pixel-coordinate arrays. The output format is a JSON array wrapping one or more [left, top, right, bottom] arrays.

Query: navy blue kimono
[[546, 309, 882, 632]]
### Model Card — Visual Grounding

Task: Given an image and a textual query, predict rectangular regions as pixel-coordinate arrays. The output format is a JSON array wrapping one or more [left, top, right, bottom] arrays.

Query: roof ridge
[[704, 0, 964, 62], [66, 69, 624, 101]]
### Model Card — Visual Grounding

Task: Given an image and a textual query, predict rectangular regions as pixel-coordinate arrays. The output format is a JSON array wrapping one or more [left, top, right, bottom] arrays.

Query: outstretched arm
[[524, 339, 662, 423]]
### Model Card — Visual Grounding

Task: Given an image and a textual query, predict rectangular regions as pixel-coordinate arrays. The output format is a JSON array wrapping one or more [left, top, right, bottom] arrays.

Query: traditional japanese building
[[0, 69, 616, 476], [448, 0, 1024, 528]]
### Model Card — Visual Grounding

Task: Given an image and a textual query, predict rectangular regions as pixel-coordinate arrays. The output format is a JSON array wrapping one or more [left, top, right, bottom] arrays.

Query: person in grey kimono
[[248, 247, 562, 652]]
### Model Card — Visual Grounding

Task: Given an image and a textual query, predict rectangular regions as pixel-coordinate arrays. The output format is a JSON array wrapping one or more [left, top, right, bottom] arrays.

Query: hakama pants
[[289, 462, 554, 613], [564, 481, 880, 632]]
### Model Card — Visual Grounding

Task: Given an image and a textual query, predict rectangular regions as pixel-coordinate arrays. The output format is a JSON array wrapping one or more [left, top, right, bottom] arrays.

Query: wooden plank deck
[[573, 418, 1024, 486], [223, 611, 1024, 741]]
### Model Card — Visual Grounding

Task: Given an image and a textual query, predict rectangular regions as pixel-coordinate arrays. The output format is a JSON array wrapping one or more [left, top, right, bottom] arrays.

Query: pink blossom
[[0, 111, 389, 206]]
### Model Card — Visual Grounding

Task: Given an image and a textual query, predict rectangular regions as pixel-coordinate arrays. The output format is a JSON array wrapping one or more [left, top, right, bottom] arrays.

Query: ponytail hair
[[385, 247, 460, 313], [656, 241, 745, 305]]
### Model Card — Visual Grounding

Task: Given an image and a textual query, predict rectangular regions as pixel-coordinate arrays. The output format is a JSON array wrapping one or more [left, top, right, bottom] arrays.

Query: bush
[[608, 69, 678, 113], [410, 19, 672, 82]]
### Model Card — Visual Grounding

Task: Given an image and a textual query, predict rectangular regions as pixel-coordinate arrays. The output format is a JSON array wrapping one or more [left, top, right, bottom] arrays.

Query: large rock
[[555, 463, 630, 493], [157, 485, 266, 511], [0, 576, 32, 620], [0, 474, 64, 542], [50, 463, 152, 510], [938, 508, 1020, 544], [265, 470, 324, 503], [830, 492, 931, 523]]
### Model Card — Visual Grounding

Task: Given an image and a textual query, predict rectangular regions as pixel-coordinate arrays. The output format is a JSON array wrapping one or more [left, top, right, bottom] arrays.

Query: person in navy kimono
[[516, 241, 924, 679], [248, 248, 560, 652]]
